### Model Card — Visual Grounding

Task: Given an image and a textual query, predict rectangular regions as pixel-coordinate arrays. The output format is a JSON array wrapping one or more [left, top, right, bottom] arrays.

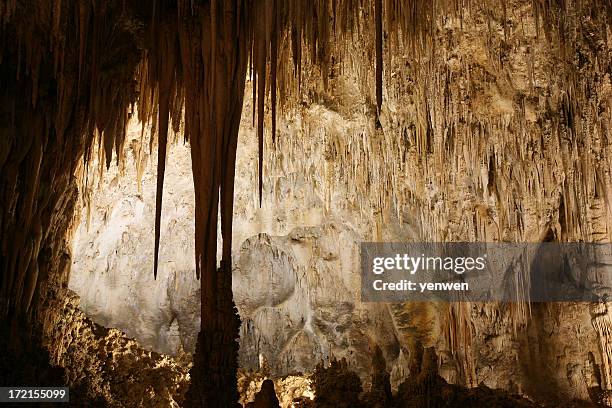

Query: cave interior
[[1, 0, 612, 407]]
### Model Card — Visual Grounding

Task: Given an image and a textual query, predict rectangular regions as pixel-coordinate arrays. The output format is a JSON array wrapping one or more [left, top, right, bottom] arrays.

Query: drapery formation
[[1, 0, 612, 406]]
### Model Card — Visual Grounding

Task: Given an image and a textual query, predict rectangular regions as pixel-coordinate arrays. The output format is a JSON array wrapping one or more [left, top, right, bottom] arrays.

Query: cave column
[[180, 1, 251, 406]]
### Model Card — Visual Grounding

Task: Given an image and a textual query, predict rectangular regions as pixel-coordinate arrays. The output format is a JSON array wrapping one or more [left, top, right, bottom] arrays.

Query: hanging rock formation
[[2, 0, 612, 407]]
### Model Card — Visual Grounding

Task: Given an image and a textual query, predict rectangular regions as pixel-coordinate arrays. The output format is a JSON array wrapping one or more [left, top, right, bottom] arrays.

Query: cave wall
[[0, 2, 197, 405], [278, 1, 612, 403], [0, 1, 249, 405], [0, 0, 144, 390], [70, 93, 407, 384], [284, 1, 612, 403], [70, 0, 612, 406], [1, 0, 612, 406], [70, 125, 200, 356]]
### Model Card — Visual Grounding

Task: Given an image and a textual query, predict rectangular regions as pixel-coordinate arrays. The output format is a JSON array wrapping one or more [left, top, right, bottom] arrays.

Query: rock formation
[[247, 379, 281, 408], [311, 358, 363, 408], [1, 0, 612, 407]]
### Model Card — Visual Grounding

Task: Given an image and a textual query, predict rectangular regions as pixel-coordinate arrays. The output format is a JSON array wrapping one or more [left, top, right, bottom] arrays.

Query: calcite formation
[[71, 100, 404, 382], [42, 290, 190, 407], [1, 0, 612, 406]]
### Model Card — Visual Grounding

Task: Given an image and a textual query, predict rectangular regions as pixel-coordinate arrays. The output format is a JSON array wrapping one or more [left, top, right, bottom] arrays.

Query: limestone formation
[[247, 379, 281, 408], [1, 1, 612, 407]]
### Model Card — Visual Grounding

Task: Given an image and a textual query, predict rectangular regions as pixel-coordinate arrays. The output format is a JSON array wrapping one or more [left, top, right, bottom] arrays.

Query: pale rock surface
[[70, 95, 405, 383], [71, 130, 200, 356]]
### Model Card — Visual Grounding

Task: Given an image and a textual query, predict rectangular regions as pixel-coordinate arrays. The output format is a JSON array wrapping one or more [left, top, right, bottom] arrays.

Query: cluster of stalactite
[[0, 0, 144, 356], [267, 0, 612, 245], [259, 0, 612, 400], [1, 0, 612, 406]]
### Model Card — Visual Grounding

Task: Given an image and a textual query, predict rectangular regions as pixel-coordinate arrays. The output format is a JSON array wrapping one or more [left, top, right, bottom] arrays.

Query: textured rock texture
[[238, 371, 314, 407], [71, 128, 200, 356], [42, 289, 190, 407], [69, 0, 612, 406], [71, 98, 404, 384]]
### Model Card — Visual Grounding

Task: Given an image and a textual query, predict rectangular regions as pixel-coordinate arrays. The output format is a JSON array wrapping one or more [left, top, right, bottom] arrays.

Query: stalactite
[[152, 20, 178, 280], [270, 1, 278, 145], [0, 0, 142, 320], [256, 14, 266, 207], [173, 1, 251, 405], [375, 0, 383, 117]]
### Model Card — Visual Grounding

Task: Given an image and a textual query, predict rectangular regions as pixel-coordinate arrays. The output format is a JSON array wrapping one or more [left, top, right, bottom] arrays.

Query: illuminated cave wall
[[1, 0, 612, 406], [72, 1, 612, 404], [70, 91, 405, 382]]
